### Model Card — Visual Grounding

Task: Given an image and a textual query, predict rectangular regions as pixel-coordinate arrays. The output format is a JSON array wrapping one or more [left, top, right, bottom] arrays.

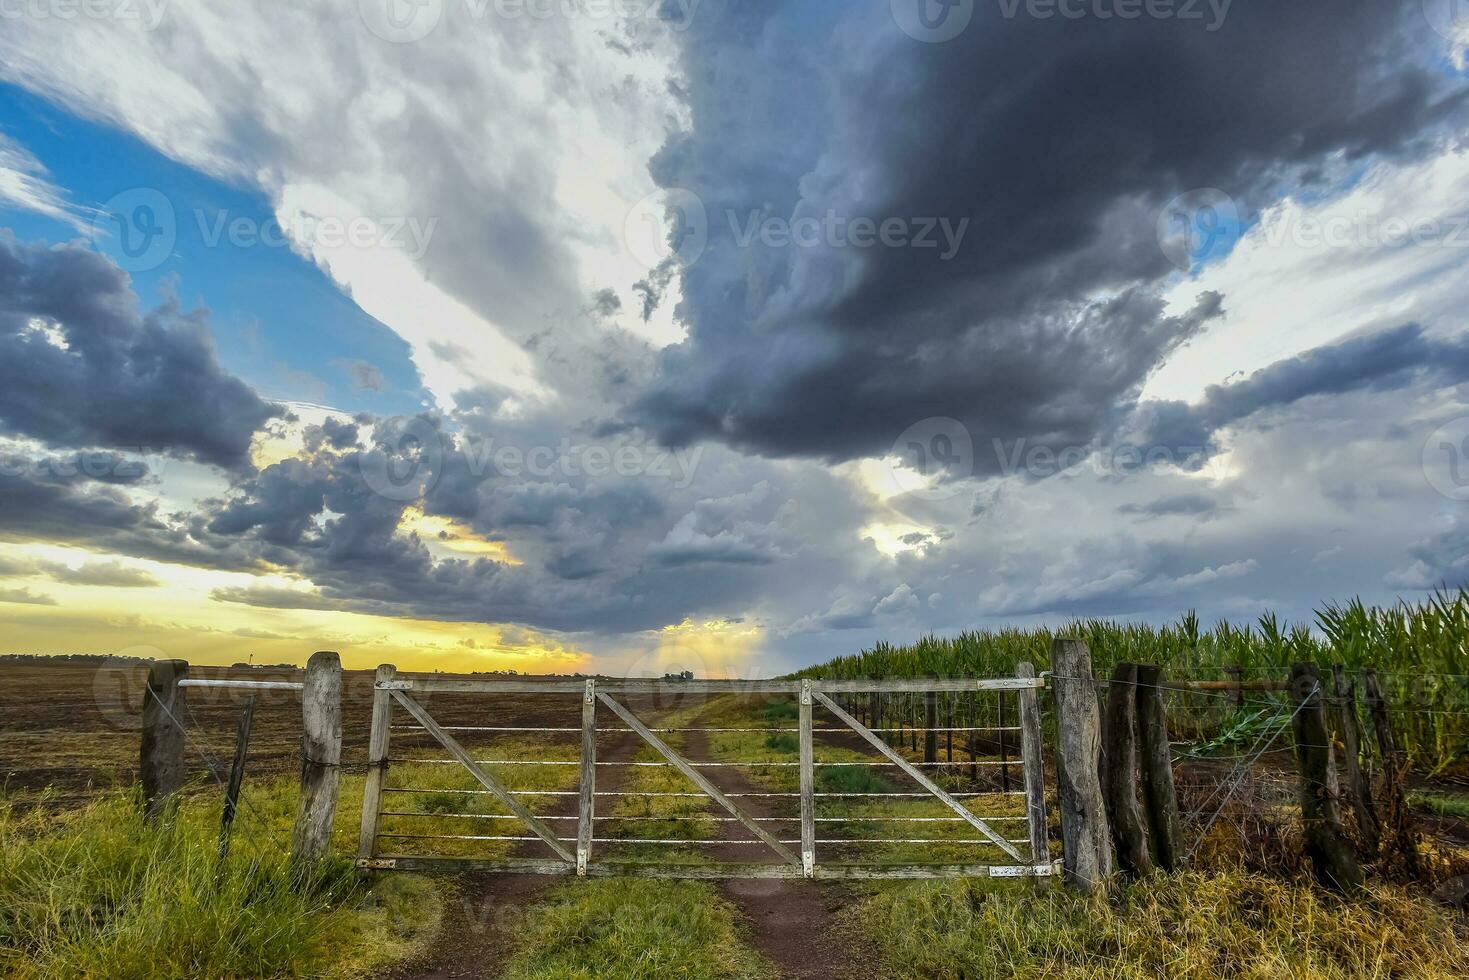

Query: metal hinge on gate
[[356, 858, 397, 870]]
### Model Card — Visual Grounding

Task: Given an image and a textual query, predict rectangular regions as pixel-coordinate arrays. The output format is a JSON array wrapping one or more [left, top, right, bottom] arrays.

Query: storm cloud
[[0, 234, 283, 469], [631, 1, 1465, 465]]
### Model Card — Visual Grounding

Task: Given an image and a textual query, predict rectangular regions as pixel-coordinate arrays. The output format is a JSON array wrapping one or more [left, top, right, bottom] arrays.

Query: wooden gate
[[356, 670, 1057, 880]]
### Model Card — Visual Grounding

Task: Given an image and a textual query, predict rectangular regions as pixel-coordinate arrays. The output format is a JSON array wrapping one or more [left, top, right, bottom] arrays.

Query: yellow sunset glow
[[0, 542, 584, 673], [397, 506, 521, 564]]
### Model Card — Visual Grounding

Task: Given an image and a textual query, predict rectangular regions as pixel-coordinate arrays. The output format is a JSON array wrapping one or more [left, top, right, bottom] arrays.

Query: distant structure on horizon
[[662, 670, 696, 681]]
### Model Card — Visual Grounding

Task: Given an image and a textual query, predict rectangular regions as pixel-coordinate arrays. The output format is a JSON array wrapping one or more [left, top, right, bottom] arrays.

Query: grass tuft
[[0, 782, 437, 979], [840, 872, 1469, 979], [499, 879, 774, 979]]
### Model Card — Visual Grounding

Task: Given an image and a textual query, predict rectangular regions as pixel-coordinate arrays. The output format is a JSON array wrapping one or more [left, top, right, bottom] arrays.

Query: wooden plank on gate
[[358, 664, 395, 863], [597, 694, 800, 865], [799, 679, 815, 877], [813, 691, 1025, 862], [390, 690, 575, 863], [577, 679, 597, 875]]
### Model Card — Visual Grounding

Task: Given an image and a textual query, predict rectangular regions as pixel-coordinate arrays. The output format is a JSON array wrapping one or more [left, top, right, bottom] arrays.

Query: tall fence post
[[1135, 664, 1183, 872], [1332, 665, 1379, 855], [358, 664, 396, 867], [1102, 662, 1154, 877], [799, 678, 816, 878], [577, 679, 597, 876], [1016, 662, 1050, 875], [140, 659, 189, 823], [1363, 668, 1420, 875], [292, 651, 343, 869], [1289, 663, 1364, 893], [1051, 638, 1111, 892]]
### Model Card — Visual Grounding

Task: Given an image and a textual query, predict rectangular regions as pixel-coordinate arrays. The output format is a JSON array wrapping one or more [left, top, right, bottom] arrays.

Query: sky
[[1, 0, 1468, 677]]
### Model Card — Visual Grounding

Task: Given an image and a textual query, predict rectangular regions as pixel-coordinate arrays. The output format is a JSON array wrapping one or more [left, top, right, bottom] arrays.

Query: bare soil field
[[0, 661, 652, 805]]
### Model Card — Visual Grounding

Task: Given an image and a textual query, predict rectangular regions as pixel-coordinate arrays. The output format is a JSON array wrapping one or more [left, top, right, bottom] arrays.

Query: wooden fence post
[[292, 651, 342, 869], [1135, 664, 1183, 872], [1224, 665, 1244, 709], [358, 664, 396, 867], [1289, 663, 1364, 893], [1363, 668, 1420, 875], [1102, 662, 1154, 877], [1332, 665, 1379, 855], [1016, 662, 1050, 874], [577, 679, 597, 876], [140, 659, 189, 823], [1051, 638, 1111, 892]]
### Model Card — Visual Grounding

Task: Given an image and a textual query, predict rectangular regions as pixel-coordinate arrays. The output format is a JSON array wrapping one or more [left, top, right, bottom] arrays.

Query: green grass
[[840, 872, 1469, 979], [0, 781, 439, 979], [1409, 790, 1469, 820], [499, 879, 774, 979]]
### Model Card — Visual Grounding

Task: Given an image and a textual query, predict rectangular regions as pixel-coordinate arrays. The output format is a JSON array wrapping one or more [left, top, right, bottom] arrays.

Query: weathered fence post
[[140, 659, 189, 823], [1363, 668, 1420, 875], [1332, 665, 1379, 855], [1016, 662, 1050, 875], [1102, 662, 1154, 877], [924, 685, 938, 764], [1224, 665, 1244, 710], [1135, 664, 1183, 872], [1289, 663, 1364, 893], [292, 651, 343, 869], [218, 695, 257, 862], [358, 664, 396, 868], [1051, 638, 1111, 892], [577, 679, 597, 876]]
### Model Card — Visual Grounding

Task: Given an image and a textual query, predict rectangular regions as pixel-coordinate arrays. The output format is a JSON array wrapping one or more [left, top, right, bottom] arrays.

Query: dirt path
[[379, 726, 648, 980], [682, 729, 860, 980]]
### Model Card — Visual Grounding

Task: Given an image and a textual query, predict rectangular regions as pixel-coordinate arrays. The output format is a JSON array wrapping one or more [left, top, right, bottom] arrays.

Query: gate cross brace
[[598, 693, 801, 866], [389, 690, 575, 863], [813, 691, 1025, 862]]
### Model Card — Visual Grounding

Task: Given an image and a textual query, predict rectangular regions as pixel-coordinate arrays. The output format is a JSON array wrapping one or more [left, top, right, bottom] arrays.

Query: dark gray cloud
[[1132, 323, 1469, 455], [1118, 493, 1221, 519], [0, 234, 283, 469], [629, 1, 1464, 466]]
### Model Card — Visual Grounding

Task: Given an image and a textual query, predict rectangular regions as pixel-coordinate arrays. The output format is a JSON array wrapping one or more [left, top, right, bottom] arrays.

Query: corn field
[[797, 591, 1469, 772]]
